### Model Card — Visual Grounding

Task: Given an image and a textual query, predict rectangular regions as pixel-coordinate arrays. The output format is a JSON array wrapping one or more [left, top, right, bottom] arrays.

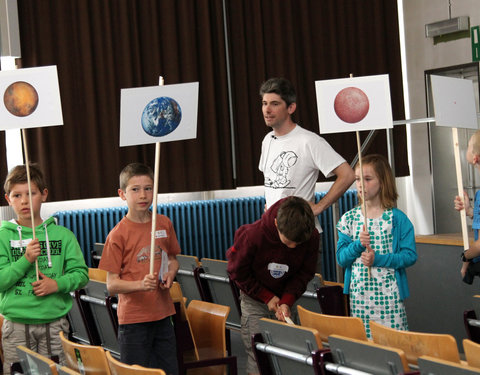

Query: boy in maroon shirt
[[227, 196, 319, 375]]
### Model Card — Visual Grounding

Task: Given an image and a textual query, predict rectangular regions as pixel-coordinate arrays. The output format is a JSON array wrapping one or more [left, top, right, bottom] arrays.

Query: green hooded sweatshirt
[[0, 217, 89, 324]]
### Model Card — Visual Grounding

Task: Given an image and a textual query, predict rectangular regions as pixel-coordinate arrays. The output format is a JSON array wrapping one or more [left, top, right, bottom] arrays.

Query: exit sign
[[472, 26, 480, 62]]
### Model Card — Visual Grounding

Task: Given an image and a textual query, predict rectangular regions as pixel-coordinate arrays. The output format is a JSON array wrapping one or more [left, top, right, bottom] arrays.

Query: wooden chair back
[[172, 299, 237, 375], [186, 300, 230, 359], [88, 267, 107, 282], [105, 351, 166, 375], [370, 320, 461, 365], [16, 345, 58, 375], [464, 338, 480, 368], [59, 331, 111, 375], [170, 281, 184, 303], [297, 305, 367, 343], [58, 366, 82, 375]]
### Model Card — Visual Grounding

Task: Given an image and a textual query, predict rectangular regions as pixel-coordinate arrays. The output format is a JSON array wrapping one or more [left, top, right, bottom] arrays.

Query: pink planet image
[[334, 86, 369, 123]]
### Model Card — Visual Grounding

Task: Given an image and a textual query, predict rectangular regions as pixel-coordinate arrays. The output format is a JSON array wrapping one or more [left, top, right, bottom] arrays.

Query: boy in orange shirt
[[99, 163, 180, 374]]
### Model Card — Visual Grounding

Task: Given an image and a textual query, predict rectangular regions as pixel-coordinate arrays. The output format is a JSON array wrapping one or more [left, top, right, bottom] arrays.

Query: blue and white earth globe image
[[141, 97, 182, 137]]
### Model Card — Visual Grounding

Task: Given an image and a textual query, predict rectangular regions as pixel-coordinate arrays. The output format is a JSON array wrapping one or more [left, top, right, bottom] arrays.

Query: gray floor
[[230, 328, 248, 374]]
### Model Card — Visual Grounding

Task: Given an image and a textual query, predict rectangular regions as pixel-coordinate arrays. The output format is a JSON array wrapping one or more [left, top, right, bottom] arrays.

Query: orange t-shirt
[[99, 215, 181, 324]]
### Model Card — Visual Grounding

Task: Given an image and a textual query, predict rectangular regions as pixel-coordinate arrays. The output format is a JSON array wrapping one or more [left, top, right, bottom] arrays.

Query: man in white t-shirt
[[258, 77, 355, 272]]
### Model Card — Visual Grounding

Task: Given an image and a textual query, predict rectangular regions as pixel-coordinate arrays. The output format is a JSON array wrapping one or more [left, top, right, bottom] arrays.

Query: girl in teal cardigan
[[336, 154, 417, 338]]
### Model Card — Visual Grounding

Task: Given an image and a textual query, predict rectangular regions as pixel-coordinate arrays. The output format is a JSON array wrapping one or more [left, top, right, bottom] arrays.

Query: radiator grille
[[54, 192, 357, 281]]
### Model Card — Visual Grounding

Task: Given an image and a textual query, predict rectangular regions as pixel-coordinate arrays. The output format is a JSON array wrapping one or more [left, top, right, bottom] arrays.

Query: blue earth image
[[141, 97, 182, 137]]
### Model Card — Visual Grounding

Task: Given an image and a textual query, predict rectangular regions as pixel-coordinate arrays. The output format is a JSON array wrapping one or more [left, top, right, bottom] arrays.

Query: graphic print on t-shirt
[[265, 151, 298, 189], [137, 245, 164, 263]]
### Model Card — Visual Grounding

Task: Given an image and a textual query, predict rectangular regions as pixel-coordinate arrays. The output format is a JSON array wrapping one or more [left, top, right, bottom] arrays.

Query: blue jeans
[[118, 317, 178, 375]]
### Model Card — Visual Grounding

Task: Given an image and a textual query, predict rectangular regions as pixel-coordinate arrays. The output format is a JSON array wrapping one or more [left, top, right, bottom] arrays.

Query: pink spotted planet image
[[3, 81, 39, 117], [334, 86, 369, 123]]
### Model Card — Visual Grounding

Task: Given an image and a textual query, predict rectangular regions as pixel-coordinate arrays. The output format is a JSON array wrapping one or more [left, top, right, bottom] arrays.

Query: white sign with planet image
[[315, 74, 392, 134], [0, 66, 63, 130], [120, 81, 199, 147]]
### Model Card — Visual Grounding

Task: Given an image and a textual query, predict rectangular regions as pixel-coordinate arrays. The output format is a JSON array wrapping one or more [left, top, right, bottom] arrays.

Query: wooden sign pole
[[21, 128, 39, 280], [149, 76, 164, 275], [349, 73, 371, 278], [452, 127, 469, 250]]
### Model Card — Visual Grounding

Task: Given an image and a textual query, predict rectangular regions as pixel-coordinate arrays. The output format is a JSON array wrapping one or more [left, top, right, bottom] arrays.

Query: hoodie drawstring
[[17, 223, 52, 268], [16, 226, 23, 252], [44, 223, 52, 268]]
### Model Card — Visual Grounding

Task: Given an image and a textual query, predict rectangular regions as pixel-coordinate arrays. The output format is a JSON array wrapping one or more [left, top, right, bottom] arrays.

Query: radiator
[[54, 192, 357, 281]]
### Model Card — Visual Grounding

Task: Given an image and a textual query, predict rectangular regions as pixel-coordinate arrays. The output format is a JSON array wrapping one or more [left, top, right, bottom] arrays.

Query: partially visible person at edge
[[0, 164, 89, 375]]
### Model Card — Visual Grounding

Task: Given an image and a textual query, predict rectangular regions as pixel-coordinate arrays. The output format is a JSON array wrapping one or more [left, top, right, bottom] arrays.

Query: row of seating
[[174, 254, 349, 328], [13, 340, 166, 375], [296, 304, 480, 368], [253, 317, 480, 374], [67, 270, 237, 375]]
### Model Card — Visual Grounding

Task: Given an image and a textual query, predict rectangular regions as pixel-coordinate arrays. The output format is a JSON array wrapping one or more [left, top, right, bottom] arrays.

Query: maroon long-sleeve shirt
[[227, 198, 319, 307]]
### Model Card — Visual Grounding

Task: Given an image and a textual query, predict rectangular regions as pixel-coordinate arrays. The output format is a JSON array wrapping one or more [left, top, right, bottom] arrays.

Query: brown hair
[[259, 77, 297, 107], [276, 196, 315, 244], [355, 154, 398, 209], [119, 163, 154, 191], [4, 164, 46, 195]]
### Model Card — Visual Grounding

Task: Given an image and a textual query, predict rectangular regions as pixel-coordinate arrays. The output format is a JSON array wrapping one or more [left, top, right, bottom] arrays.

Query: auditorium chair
[[464, 295, 480, 343], [175, 254, 203, 304], [88, 267, 107, 282], [15, 345, 58, 375], [418, 355, 480, 375], [195, 258, 242, 330], [464, 338, 480, 369], [317, 280, 349, 316], [105, 351, 166, 375], [326, 334, 419, 375], [252, 317, 326, 374], [172, 298, 237, 375], [370, 320, 461, 365], [58, 366, 82, 375], [297, 305, 367, 343], [60, 330, 111, 375]]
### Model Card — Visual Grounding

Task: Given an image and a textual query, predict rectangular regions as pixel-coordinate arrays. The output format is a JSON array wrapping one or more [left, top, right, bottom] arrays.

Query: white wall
[[397, 0, 480, 234]]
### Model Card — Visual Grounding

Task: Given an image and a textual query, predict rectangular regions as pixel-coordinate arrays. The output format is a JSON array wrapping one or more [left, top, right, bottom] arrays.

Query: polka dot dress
[[337, 206, 408, 338]]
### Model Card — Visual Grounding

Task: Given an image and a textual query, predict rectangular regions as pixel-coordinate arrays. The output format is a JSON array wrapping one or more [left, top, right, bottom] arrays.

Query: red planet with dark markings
[[334, 86, 369, 123], [4, 81, 39, 117]]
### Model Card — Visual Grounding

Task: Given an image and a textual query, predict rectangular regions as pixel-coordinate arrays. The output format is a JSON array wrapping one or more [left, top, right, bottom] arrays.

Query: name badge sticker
[[268, 262, 289, 279], [155, 230, 167, 239], [10, 238, 32, 248]]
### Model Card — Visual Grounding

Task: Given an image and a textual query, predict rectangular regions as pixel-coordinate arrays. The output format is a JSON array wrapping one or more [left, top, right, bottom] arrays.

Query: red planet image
[[3, 81, 39, 117], [334, 86, 369, 123]]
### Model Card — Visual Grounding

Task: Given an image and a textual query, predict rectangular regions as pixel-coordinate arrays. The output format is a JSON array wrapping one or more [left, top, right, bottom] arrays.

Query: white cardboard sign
[[315, 74, 393, 134], [120, 82, 199, 147], [430, 75, 478, 129], [0, 66, 63, 130]]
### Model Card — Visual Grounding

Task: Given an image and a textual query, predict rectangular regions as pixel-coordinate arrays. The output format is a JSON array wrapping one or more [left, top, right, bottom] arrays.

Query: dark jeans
[[118, 317, 178, 375]]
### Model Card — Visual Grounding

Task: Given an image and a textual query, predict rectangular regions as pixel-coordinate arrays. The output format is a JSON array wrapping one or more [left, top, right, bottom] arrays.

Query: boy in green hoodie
[[0, 164, 89, 374]]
